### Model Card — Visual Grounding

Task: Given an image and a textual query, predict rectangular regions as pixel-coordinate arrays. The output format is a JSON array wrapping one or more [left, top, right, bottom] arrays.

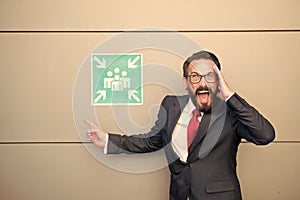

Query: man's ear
[[182, 77, 188, 90]]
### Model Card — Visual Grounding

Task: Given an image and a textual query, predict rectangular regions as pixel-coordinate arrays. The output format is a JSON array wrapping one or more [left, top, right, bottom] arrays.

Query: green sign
[[91, 54, 143, 105]]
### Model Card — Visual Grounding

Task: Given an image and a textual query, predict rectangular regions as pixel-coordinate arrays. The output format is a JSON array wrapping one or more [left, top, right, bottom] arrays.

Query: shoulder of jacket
[[161, 95, 189, 106]]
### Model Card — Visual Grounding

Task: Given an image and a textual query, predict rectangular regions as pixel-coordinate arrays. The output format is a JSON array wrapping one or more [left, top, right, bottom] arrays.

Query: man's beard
[[188, 85, 216, 113]]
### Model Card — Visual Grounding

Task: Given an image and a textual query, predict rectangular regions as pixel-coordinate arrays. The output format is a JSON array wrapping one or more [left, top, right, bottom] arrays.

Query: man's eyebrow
[[190, 71, 214, 75]]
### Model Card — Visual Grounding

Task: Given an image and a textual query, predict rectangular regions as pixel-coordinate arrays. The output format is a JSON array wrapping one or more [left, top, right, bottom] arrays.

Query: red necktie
[[187, 109, 200, 152]]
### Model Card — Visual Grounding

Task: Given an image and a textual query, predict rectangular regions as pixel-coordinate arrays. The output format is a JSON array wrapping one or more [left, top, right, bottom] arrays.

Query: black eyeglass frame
[[186, 72, 217, 84]]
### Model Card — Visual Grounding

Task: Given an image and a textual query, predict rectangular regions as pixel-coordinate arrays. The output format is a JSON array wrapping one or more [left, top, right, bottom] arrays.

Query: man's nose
[[198, 76, 207, 87]]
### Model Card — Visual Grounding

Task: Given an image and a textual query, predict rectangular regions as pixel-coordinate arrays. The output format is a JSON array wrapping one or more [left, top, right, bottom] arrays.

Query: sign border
[[90, 53, 143, 106]]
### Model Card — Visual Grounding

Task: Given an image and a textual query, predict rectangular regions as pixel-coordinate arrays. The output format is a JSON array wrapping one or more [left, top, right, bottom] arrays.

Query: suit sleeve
[[227, 93, 275, 145], [107, 97, 169, 154]]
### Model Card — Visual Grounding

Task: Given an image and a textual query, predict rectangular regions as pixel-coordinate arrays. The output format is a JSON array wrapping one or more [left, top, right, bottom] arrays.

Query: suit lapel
[[198, 100, 227, 158], [167, 96, 189, 141], [165, 96, 227, 162], [188, 98, 227, 161]]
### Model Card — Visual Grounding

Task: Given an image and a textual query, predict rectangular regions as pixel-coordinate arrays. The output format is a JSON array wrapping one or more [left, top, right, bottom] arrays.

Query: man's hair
[[183, 50, 221, 78]]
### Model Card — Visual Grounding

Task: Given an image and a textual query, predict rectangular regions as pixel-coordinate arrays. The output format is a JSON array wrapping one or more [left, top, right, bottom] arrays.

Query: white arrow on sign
[[128, 90, 140, 102], [94, 90, 106, 103], [94, 56, 106, 68], [128, 56, 140, 68]]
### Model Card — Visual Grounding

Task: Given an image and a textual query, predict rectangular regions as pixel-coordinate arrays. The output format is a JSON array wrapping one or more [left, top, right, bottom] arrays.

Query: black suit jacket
[[108, 93, 275, 200]]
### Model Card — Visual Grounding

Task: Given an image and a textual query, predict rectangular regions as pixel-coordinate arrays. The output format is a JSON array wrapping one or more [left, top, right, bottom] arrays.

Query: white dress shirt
[[171, 98, 203, 162]]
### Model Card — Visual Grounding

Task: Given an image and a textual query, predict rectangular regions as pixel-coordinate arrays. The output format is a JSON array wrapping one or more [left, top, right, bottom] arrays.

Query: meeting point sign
[[91, 54, 143, 105]]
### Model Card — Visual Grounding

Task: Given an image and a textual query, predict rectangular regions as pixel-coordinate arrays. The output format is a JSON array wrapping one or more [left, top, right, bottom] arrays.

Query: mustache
[[195, 86, 210, 95]]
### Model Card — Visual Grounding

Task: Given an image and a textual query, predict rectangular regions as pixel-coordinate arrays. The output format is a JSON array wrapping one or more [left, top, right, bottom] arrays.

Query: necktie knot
[[192, 109, 200, 118]]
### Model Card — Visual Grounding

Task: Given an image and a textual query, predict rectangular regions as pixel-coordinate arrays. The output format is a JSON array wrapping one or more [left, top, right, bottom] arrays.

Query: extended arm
[[107, 100, 168, 154], [85, 98, 169, 154]]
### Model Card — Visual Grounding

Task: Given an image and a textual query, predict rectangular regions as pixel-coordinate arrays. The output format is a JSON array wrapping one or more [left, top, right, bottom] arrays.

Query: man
[[85, 50, 275, 200]]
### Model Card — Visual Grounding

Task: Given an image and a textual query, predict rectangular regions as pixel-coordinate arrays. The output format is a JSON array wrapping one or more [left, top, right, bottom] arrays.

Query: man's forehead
[[189, 59, 214, 73]]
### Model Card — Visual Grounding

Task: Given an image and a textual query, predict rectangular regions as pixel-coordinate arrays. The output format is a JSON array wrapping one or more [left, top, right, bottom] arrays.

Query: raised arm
[[212, 64, 275, 145]]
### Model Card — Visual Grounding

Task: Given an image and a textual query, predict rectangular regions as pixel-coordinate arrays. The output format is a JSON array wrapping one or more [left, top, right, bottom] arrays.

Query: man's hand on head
[[212, 64, 234, 100]]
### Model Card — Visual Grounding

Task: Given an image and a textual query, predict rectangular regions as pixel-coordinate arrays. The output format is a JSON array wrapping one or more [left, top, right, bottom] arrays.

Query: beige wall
[[1, 0, 299, 199]]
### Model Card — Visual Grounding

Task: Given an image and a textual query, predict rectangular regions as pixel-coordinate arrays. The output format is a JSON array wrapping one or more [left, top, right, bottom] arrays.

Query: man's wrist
[[225, 92, 235, 102], [103, 134, 109, 154]]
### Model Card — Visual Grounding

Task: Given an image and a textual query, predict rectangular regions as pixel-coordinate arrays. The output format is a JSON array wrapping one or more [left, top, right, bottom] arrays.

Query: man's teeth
[[197, 90, 209, 94]]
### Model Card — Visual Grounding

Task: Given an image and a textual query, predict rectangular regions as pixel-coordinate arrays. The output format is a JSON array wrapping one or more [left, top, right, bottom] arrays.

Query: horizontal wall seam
[[0, 142, 91, 144], [0, 29, 300, 34]]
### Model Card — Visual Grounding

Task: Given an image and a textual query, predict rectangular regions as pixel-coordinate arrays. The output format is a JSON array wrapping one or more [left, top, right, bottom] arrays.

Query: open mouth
[[197, 90, 209, 95], [196, 90, 210, 104]]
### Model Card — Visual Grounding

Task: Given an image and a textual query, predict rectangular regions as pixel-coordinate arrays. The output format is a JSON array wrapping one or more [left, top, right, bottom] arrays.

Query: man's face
[[184, 59, 218, 112]]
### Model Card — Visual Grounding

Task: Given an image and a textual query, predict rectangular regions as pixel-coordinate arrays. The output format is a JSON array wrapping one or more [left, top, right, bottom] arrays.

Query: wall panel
[[0, 143, 299, 200], [0, 33, 299, 141], [0, 0, 299, 31], [238, 143, 300, 200], [0, 144, 170, 200]]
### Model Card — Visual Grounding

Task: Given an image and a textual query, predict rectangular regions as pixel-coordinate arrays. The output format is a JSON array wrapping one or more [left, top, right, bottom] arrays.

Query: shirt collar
[[187, 97, 203, 117], [187, 98, 196, 116]]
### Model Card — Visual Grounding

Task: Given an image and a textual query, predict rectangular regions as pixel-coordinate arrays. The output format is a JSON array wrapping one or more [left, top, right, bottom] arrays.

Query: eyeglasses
[[187, 72, 217, 84]]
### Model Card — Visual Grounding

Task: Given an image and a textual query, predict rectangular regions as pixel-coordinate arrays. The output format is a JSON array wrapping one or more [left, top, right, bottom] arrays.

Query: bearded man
[[85, 50, 275, 200]]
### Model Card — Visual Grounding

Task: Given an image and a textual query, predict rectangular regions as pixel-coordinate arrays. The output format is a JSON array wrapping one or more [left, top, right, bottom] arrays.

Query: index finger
[[84, 119, 98, 129]]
